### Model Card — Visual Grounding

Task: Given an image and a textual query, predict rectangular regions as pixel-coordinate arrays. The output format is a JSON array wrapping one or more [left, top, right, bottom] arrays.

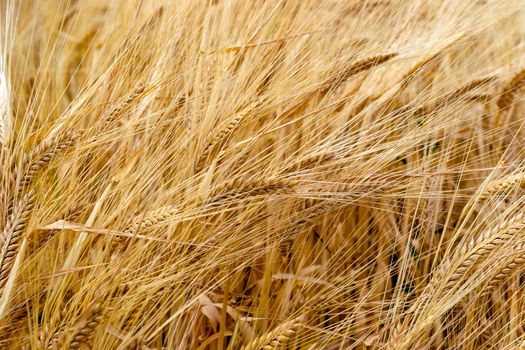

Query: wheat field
[[1, 0, 525, 349]]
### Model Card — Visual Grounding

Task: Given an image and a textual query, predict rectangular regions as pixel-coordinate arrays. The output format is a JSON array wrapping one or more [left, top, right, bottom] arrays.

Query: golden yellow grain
[[240, 316, 304, 350], [52, 304, 104, 350], [209, 177, 297, 204], [498, 67, 525, 110], [196, 99, 263, 172], [0, 192, 34, 293]]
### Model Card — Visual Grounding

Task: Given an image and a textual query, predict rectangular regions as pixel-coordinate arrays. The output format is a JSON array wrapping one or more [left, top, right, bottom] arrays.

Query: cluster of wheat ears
[[2, 0, 525, 349]]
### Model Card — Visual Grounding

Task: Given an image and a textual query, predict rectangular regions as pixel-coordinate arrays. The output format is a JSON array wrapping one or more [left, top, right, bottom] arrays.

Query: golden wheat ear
[[208, 177, 297, 204], [476, 172, 525, 203], [110, 205, 179, 253], [482, 246, 525, 296], [15, 131, 79, 201], [498, 67, 525, 111], [240, 316, 305, 350], [416, 76, 496, 115], [124, 205, 179, 234], [279, 151, 335, 175], [0, 191, 34, 293], [422, 212, 525, 301], [195, 99, 264, 173], [320, 52, 398, 94], [51, 303, 104, 350], [38, 308, 66, 349], [102, 83, 146, 127]]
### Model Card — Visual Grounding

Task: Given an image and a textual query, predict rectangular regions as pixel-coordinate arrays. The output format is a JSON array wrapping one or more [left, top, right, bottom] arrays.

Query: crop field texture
[[1, 0, 525, 349]]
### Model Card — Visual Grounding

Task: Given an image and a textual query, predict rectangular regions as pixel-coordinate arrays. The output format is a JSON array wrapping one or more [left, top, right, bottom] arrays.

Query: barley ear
[[0, 191, 34, 293], [498, 67, 525, 110], [240, 316, 304, 350], [209, 177, 297, 204], [16, 131, 79, 200], [52, 303, 104, 350], [322, 52, 397, 93], [195, 99, 263, 172]]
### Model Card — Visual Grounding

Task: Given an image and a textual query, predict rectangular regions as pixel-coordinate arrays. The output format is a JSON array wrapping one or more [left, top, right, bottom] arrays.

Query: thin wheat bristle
[[0, 58, 10, 148]]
